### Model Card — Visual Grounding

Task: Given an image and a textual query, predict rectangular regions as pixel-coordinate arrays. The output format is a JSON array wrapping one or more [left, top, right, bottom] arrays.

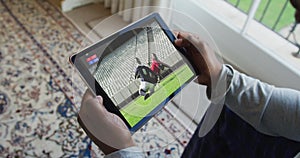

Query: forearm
[[224, 67, 274, 132], [224, 66, 300, 141], [261, 87, 300, 141]]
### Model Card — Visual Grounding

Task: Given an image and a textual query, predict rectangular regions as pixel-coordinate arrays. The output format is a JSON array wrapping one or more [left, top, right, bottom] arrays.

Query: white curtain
[[103, 0, 172, 22]]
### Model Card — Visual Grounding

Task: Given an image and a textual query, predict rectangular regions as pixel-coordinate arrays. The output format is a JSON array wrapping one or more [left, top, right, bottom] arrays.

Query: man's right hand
[[174, 32, 223, 94]]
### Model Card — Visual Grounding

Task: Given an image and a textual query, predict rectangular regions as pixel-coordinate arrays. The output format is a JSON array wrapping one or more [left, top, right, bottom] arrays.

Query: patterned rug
[[0, 0, 192, 157]]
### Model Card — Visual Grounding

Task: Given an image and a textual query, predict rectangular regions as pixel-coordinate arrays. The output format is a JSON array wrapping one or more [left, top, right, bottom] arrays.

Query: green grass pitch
[[227, 0, 295, 31], [120, 64, 194, 127]]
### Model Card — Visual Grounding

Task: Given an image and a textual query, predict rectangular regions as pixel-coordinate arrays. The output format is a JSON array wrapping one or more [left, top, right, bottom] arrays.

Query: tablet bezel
[[70, 12, 196, 132]]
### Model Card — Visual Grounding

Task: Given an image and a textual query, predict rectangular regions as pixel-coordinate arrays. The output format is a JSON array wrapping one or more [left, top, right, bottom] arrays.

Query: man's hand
[[174, 32, 222, 96], [78, 90, 135, 155]]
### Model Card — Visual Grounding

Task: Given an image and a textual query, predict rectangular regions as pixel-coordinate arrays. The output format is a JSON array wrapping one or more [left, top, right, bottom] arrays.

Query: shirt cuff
[[104, 146, 144, 158], [210, 64, 234, 104]]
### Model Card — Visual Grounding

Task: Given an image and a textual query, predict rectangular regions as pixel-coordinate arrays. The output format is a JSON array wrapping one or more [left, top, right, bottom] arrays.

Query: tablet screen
[[72, 13, 196, 131]]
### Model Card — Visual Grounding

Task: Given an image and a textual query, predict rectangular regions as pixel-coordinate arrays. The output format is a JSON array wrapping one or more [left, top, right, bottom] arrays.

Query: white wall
[[171, 0, 300, 91], [62, 0, 102, 12]]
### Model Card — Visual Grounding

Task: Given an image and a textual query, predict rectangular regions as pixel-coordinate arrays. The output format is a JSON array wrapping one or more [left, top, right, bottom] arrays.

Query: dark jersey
[[135, 65, 158, 84]]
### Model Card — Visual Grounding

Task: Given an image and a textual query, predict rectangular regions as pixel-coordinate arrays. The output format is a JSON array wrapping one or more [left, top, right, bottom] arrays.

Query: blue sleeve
[[224, 65, 300, 142]]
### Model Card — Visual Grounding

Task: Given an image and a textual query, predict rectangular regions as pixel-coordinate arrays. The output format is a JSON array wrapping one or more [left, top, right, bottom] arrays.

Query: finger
[[96, 96, 103, 104], [174, 31, 201, 51], [82, 89, 94, 102], [81, 95, 107, 119], [174, 38, 192, 48], [177, 32, 200, 45], [176, 31, 193, 40], [173, 30, 179, 37], [82, 90, 104, 108], [175, 32, 201, 49], [81, 90, 106, 114]]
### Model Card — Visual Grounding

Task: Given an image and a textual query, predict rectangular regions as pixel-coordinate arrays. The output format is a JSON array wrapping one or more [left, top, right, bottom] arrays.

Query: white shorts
[[139, 81, 155, 96]]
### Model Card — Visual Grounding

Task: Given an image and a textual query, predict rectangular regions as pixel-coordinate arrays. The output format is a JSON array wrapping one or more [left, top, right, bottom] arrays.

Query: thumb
[[96, 96, 103, 104]]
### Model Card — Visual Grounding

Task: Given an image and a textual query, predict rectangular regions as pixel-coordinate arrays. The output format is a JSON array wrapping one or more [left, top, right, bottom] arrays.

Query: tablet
[[70, 13, 196, 132]]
